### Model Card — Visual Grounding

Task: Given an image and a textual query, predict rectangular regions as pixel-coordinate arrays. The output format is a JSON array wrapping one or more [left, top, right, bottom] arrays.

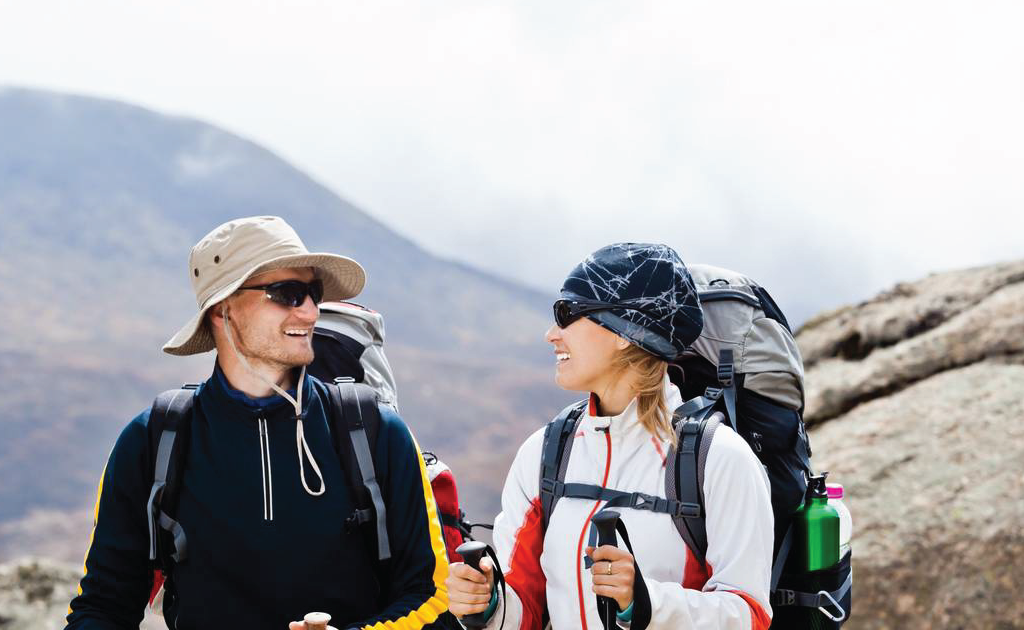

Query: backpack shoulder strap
[[146, 385, 198, 569], [665, 409, 721, 569], [539, 399, 587, 531], [325, 378, 390, 562]]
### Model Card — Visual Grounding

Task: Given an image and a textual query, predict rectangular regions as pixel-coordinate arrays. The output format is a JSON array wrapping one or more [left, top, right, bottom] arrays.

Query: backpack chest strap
[[541, 479, 701, 518]]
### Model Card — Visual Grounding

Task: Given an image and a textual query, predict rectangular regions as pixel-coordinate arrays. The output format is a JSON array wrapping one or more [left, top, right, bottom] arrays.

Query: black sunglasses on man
[[237, 279, 325, 308]]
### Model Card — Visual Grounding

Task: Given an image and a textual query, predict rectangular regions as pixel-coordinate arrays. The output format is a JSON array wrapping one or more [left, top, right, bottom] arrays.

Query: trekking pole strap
[[591, 516, 652, 630]]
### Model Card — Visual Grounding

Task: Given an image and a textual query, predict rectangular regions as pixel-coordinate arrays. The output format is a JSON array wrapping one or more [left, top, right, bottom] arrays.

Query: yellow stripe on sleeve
[[69, 461, 108, 613], [362, 436, 451, 630]]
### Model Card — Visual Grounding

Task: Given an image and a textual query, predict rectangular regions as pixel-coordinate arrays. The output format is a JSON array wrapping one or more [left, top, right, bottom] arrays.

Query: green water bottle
[[792, 473, 840, 571]]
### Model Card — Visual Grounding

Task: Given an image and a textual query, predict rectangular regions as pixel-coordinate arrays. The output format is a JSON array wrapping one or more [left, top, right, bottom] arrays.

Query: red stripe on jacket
[[682, 546, 712, 590], [727, 590, 772, 630], [683, 551, 769, 630], [574, 430, 613, 630], [505, 498, 547, 630]]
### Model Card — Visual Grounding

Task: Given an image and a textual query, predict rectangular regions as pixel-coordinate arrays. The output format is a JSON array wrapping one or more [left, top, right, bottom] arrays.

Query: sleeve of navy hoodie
[[348, 406, 451, 630], [65, 412, 153, 629]]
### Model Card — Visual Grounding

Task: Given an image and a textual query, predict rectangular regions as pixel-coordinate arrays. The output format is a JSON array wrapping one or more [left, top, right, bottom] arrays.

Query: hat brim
[[162, 252, 365, 356]]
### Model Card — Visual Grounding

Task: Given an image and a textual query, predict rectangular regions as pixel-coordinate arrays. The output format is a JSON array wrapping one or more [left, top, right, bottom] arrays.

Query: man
[[66, 216, 452, 629]]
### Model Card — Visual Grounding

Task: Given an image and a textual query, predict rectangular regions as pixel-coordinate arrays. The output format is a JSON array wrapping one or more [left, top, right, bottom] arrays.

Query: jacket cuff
[[617, 600, 635, 621]]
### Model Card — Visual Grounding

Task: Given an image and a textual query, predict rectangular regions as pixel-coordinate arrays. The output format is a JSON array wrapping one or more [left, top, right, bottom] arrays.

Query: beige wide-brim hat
[[163, 216, 365, 356]]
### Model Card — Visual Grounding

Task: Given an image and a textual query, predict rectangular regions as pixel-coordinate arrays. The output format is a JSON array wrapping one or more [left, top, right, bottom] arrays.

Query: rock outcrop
[[0, 558, 163, 629], [0, 559, 80, 629], [800, 260, 1024, 424], [800, 260, 1024, 629]]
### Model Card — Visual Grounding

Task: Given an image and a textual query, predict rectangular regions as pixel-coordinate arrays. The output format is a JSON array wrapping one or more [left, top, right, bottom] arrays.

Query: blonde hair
[[611, 344, 677, 448]]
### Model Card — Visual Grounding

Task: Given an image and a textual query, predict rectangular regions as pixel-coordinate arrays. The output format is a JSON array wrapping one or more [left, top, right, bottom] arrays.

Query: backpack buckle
[[345, 508, 373, 532], [773, 589, 796, 607], [704, 386, 723, 401], [716, 349, 735, 386], [540, 478, 564, 497], [675, 501, 701, 518], [629, 492, 659, 511], [717, 362, 734, 387]]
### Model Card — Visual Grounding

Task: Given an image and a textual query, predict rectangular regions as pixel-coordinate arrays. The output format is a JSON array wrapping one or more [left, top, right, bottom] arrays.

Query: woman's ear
[[616, 337, 630, 350]]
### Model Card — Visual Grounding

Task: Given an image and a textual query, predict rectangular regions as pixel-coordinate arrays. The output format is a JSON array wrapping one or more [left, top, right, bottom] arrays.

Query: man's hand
[[446, 556, 496, 618], [288, 618, 336, 630], [587, 545, 636, 612]]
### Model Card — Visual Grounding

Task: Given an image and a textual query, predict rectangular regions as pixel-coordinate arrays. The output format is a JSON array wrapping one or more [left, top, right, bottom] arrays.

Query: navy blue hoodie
[[67, 368, 450, 629]]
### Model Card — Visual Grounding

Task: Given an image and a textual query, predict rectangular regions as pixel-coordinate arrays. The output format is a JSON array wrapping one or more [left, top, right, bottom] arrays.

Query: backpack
[[144, 301, 465, 627], [538, 265, 851, 627], [310, 302, 478, 560]]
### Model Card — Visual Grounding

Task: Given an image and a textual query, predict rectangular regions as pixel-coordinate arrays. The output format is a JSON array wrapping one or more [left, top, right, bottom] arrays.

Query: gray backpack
[[309, 302, 399, 411]]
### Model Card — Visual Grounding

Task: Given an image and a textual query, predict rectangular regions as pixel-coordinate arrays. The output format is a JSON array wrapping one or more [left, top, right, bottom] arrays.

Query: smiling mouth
[[284, 329, 311, 338], [556, 352, 570, 362]]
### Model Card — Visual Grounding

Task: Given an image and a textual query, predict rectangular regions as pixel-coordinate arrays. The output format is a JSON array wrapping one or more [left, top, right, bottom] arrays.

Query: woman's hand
[[587, 545, 636, 612], [446, 556, 496, 618]]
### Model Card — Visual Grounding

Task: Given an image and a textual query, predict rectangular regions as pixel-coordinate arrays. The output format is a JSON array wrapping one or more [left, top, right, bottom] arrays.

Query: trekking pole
[[457, 540, 492, 629], [591, 510, 622, 630], [303, 612, 337, 630]]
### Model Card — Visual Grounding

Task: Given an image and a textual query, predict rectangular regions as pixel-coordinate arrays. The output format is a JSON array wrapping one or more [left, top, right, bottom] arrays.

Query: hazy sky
[[2, 0, 1022, 323]]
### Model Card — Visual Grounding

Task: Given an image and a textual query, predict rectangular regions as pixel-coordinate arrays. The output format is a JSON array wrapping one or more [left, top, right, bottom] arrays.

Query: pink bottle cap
[[826, 483, 844, 499]]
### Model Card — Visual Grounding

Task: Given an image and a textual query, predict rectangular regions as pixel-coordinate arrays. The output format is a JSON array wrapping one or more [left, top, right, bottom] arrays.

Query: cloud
[[1, 0, 1022, 324]]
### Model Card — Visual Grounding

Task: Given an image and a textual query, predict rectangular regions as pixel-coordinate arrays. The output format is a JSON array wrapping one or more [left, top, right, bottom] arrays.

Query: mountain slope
[[0, 87, 573, 553]]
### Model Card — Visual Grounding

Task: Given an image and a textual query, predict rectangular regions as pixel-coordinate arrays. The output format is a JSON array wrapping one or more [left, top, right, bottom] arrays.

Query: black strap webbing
[[544, 481, 701, 519], [326, 380, 390, 562], [147, 385, 197, 568], [771, 524, 794, 592], [771, 570, 851, 622], [675, 418, 710, 568], [538, 400, 586, 530], [717, 348, 738, 431]]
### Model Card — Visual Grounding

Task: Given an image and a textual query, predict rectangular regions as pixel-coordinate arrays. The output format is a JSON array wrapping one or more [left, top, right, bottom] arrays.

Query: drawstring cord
[[223, 308, 326, 497]]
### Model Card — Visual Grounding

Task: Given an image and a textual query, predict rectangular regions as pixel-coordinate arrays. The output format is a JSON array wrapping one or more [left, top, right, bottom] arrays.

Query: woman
[[446, 244, 775, 630]]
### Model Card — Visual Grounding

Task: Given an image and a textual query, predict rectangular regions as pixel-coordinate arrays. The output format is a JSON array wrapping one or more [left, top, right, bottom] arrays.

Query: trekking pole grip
[[591, 510, 622, 630], [456, 541, 492, 629]]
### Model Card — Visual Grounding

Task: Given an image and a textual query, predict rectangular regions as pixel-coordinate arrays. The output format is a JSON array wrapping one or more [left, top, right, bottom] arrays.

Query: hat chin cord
[[223, 307, 326, 497]]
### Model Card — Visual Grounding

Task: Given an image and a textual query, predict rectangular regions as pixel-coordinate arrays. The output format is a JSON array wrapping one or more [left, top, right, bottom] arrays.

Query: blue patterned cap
[[560, 243, 704, 361]]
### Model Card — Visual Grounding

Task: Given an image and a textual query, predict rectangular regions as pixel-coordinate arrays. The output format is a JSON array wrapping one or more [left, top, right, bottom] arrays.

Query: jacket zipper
[[257, 417, 274, 521], [575, 429, 613, 630]]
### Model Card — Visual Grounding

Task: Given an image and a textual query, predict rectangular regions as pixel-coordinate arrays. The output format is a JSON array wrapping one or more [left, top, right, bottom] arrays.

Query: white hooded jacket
[[485, 377, 774, 630]]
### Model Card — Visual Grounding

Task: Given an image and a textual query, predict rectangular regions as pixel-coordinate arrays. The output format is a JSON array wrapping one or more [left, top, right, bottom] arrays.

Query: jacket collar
[[200, 362, 314, 420], [582, 374, 684, 440]]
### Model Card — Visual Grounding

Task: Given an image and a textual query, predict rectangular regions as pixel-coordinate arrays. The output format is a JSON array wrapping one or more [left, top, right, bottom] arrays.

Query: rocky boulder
[[799, 260, 1024, 629], [0, 558, 80, 629], [0, 558, 163, 628]]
